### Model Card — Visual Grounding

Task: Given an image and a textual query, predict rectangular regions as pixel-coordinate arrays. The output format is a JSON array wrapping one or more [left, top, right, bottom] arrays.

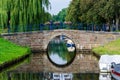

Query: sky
[[48, 0, 72, 15]]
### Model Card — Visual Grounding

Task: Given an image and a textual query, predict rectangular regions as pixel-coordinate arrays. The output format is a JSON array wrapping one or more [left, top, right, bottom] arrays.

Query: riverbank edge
[[92, 38, 120, 55], [0, 53, 30, 72]]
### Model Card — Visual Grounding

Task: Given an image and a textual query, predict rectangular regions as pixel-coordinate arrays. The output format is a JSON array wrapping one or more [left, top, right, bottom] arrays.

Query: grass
[[92, 38, 120, 55], [0, 38, 30, 65]]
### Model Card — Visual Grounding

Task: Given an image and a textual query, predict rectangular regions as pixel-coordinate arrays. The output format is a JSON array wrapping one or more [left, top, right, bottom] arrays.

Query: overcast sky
[[48, 0, 72, 15]]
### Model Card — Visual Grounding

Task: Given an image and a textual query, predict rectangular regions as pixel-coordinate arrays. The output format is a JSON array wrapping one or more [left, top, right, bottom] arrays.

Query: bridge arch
[[44, 31, 75, 50]]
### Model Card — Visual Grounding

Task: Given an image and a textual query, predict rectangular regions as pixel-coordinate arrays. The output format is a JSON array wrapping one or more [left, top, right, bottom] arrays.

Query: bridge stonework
[[1, 30, 120, 73], [11, 51, 99, 73], [2, 30, 120, 51]]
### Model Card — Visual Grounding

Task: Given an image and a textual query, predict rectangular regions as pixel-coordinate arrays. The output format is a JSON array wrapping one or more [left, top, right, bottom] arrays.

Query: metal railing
[[2, 22, 119, 33]]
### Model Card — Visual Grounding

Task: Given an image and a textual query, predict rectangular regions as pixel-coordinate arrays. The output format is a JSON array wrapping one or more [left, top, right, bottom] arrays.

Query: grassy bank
[[0, 38, 30, 65], [92, 38, 120, 55]]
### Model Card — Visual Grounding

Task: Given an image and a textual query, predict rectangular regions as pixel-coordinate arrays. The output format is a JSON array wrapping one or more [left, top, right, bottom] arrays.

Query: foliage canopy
[[66, 0, 120, 29], [52, 8, 67, 22], [0, 0, 51, 32]]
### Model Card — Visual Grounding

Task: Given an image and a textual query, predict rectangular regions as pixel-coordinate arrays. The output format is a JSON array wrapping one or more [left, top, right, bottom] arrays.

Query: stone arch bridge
[[1, 30, 120, 73], [2, 30, 120, 52]]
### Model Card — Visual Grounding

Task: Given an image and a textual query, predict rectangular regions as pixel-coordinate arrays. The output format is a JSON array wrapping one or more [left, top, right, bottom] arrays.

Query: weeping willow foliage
[[0, 0, 50, 32]]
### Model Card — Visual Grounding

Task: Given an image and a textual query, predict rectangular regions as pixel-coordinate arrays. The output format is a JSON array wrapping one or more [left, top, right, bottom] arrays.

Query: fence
[[3, 22, 119, 33]]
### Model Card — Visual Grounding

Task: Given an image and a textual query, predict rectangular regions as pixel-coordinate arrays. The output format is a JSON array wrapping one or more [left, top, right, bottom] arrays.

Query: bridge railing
[[2, 22, 119, 33]]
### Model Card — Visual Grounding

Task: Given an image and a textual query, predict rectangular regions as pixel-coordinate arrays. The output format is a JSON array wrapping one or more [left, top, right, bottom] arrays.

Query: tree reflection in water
[[47, 35, 76, 66], [0, 72, 100, 80]]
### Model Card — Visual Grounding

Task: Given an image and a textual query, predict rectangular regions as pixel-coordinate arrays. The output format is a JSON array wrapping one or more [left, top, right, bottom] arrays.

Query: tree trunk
[[116, 17, 119, 31]]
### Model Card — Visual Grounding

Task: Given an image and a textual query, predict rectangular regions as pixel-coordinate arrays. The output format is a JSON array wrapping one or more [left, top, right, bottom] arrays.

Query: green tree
[[65, 0, 81, 23], [97, 0, 120, 30], [66, 0, 120, 29], [52, 8, 67, 22], [0, 0, 50, 32]]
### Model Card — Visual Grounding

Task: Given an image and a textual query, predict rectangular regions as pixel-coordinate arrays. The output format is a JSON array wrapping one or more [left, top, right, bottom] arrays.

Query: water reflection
[[0, 72, 99, 80], [50, 53, 67, 65], [1, 72, 116, 80], [47, 35, 76, 66], [99, 73, 111, 80]]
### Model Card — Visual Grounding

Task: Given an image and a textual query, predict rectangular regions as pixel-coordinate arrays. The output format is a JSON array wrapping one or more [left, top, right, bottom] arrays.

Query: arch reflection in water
[[99, 73, 111, 80], [47, 35, 76, 67]]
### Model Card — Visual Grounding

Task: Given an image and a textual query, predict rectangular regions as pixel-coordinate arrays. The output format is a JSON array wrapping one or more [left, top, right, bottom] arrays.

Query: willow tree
[[0, 0, 50, 32]]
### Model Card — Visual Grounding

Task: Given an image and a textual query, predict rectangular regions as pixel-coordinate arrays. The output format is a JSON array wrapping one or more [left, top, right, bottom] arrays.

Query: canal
[[0, 71, 116, 80], [0, 35, 116, 80], [0, 54, 116, 80]]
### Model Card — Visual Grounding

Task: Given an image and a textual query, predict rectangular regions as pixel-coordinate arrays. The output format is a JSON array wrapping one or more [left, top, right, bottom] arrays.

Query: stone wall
[[13, 51, 99, 73], [1, 30, 120, 51]]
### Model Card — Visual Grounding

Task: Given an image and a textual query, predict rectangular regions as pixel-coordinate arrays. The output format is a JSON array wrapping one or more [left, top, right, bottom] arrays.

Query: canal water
[[0, 35, 116, 80], [0, 71, 116, 80]]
